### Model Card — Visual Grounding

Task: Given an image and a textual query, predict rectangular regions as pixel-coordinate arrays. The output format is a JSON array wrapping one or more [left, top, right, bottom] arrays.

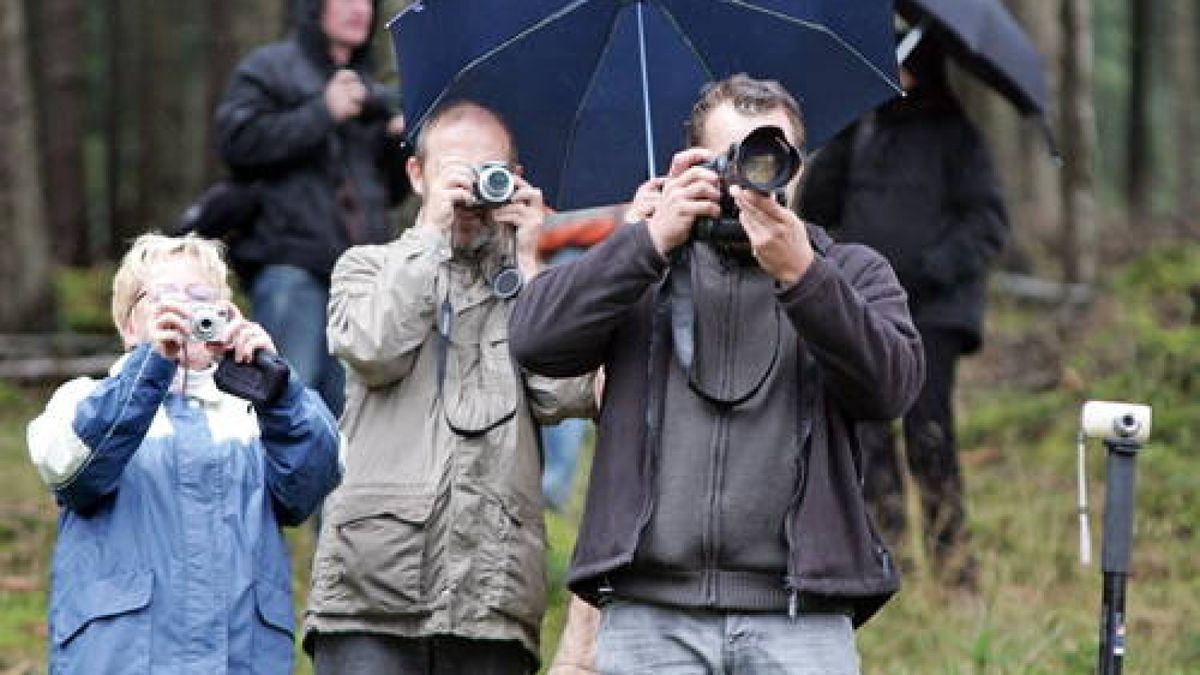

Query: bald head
[[415, 101, 517, 164]]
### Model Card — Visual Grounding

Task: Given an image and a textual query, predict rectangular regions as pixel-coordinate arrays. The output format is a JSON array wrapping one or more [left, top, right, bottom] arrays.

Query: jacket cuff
[[776, 254, 836, 307], [124, 344, 178, 390], [627, 222, 670, 278], [306, 94, 336, 133]]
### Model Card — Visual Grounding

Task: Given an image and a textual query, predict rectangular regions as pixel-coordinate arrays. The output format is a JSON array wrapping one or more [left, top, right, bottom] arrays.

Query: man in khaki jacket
[[305, 101, 594, 674]]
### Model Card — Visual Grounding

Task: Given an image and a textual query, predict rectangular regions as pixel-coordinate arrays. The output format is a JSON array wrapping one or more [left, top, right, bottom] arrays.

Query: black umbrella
[[897, 0, 1048, 117]]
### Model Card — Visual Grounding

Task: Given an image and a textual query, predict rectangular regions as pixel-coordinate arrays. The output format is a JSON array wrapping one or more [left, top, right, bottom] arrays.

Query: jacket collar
[[110, 351, 224, 406]]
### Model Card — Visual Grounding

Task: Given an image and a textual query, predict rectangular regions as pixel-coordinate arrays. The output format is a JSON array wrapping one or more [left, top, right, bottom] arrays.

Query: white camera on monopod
[[1080, 400, 1152, 443]]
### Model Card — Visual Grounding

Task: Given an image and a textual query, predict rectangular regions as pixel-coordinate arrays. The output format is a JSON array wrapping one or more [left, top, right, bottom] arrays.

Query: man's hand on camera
[[416, 157, 477, 236], [732, 185, 814, 287], [647, 149, 721, 256], [325, 68, 368, 122], [623, 176, 666, 225], [219, 303, 278, 364], [491, 177, 546, 278]]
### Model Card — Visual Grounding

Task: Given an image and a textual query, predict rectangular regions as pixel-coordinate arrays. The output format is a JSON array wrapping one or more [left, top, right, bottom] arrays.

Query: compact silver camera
[[474, 162, 517, 207], [189, 303, 229, 342]]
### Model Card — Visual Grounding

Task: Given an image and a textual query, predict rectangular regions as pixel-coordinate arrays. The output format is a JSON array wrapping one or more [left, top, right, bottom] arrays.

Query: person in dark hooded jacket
[[215, 0, 409, 416], [512, 75, 924, 675], [799, 34, 1009, 586]]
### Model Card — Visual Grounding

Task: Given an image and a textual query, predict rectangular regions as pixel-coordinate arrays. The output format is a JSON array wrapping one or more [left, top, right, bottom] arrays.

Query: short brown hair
[[686, 74, 806, 149]]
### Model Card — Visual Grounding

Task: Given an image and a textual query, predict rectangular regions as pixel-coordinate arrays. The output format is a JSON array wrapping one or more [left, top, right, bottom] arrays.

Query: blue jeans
[[250, 264, 344, 417], [596, 600, 860, 675], [540, 418, 590, 511]]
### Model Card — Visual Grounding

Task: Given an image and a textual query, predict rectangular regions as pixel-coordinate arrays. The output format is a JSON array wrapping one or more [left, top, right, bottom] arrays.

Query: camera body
[[189, 303, 229, 343], [474, 162, 517, 207], [1080, 400, 1152, 443], [693, 125, 801, 245]]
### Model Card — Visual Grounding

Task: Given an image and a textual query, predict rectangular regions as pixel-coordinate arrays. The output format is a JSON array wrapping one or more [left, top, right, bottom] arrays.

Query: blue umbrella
[[389, 0, 901, 210]]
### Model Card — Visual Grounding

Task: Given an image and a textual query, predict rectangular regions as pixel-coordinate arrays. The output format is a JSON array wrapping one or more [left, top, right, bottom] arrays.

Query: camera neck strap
[[668, 249, 695, 370]]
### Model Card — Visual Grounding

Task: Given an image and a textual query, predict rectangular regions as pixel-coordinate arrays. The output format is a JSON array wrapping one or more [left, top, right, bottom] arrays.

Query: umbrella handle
[[896, 18, 930, 65]]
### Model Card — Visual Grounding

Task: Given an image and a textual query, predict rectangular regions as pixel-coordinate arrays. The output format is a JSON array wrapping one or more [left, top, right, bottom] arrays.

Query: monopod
[[1076, 400, 1152, 675]]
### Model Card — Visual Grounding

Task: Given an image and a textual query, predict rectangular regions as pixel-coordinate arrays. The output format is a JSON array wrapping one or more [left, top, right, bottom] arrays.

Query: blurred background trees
[[1, 0, 1197, 330]]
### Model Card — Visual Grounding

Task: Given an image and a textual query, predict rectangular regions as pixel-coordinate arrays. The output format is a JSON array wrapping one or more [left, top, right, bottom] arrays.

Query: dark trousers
[[861, 328, 971, 572], [312, 633, 534, 675]]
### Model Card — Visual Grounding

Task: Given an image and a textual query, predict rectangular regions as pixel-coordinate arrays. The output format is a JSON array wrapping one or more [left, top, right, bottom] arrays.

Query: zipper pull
[[598, 576, 615, 606], [788, 589, 798, 622]]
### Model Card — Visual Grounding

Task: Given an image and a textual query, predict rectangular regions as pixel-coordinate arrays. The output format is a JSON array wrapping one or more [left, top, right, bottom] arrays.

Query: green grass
[[3, 243, 1198, 673]]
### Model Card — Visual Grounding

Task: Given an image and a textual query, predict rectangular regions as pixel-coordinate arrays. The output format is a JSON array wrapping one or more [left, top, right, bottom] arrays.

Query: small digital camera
[[474, 162, 517, 207], [189, 303, 229, 343]]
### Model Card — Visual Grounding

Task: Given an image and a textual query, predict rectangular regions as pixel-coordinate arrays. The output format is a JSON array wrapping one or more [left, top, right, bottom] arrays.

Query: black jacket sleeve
[[215, 47, 336, 172], [510, 222, 667, 377], [916, 120, 1009, 291], [777, 244, 925, 421]]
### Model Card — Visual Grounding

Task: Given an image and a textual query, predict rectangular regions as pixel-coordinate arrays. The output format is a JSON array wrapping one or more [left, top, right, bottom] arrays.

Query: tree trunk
[[133, 0, 207, 244], [106, 0, 143, 258], [1125, 0, 1153, 229], [0, 0, 57, 331], [236, 0, 287, 56], [1061, 0, 1099, 284], [30, 0, 90, 266], [970, 0, 1062, 274], [1172, 0, 1198, 237], [205, 0, 239, 183]]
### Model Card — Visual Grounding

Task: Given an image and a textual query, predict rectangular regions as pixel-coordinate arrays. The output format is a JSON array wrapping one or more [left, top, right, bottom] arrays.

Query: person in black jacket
[[215, 0, 408, 416], [800, 35, 1009, 586], [511, 75, 924, 675]]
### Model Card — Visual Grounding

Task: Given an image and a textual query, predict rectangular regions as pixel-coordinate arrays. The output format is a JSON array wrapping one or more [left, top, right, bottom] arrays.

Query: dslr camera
[[473, 162, 517, 208], [693, 125, 802, 245]]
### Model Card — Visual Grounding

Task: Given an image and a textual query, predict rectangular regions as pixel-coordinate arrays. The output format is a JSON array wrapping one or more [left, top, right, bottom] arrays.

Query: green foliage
[[55, 264, 117, 334], [1, 244, 1197, 673]]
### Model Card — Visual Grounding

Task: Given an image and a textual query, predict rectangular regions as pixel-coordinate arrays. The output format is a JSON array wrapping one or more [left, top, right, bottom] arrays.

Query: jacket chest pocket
[[51, 570, 153, 674], [442, 308, 519, 437], [314, 486, 435, 615]]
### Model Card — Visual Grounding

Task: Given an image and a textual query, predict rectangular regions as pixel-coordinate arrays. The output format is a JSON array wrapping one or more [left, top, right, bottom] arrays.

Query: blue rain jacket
[[27, 344, 341, 674]]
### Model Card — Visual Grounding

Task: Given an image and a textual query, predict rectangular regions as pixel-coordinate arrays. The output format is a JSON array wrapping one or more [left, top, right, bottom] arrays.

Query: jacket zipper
[[784, 353, 816, 620], [705, 264, 739, 605]]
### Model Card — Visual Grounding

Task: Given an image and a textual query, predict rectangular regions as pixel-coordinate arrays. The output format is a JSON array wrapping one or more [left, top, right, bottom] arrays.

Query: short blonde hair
[[111, 234, 231, 328]]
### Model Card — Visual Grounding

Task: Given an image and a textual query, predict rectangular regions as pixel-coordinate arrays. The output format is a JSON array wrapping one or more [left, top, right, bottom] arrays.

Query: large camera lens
[[731, 126, 801, 193], [475, 162, 516, 206]]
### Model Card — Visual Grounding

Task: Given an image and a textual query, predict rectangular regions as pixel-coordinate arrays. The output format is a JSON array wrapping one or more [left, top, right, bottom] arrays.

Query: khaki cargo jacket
[[304, 226, 595, 659]]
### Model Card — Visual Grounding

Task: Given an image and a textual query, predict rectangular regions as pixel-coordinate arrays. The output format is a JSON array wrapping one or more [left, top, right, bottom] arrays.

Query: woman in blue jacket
[[28, 234, 342, 674]]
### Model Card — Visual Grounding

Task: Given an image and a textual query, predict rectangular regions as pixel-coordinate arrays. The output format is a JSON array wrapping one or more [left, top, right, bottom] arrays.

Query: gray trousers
[[311, 632, 534, 675], [596, 600, 860, 675]]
